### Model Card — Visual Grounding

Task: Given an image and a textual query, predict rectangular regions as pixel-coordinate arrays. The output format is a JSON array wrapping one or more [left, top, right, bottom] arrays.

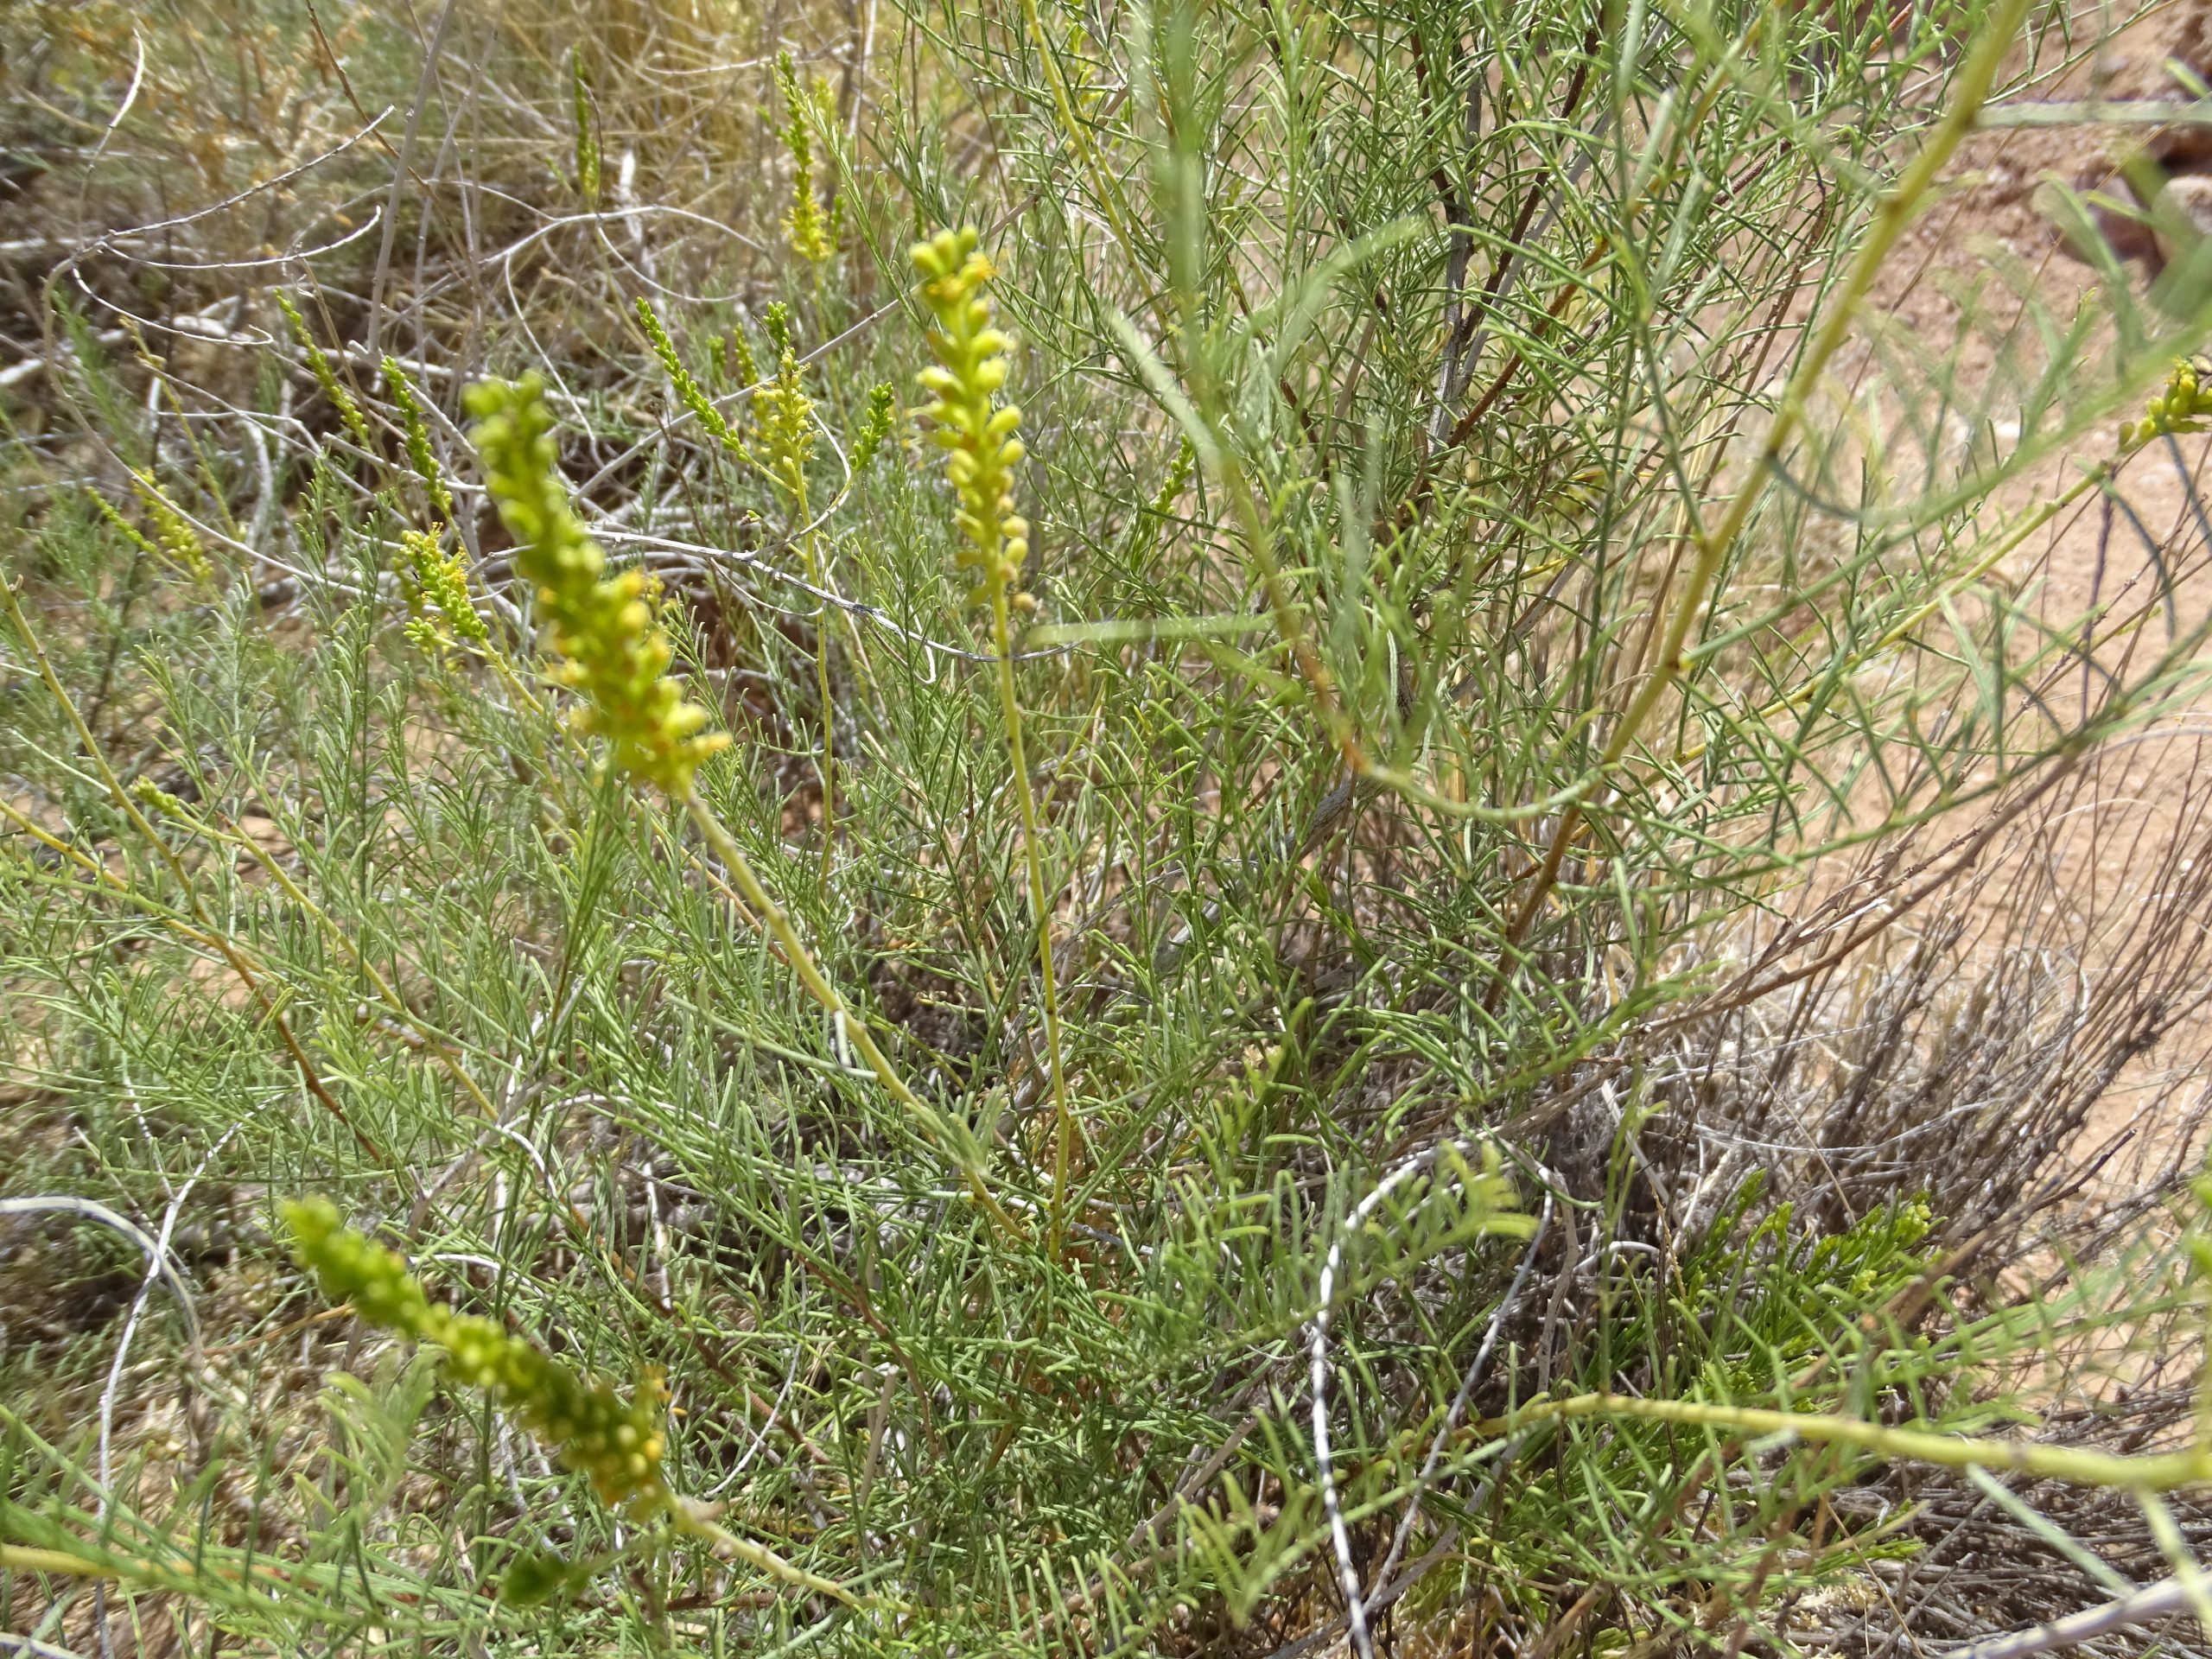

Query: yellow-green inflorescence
[[384, 358, 456, 524], [751, 334, 817, 502], [2124, 359, 2212, 448], [397, 528, 487, 652], [849, 382, 898, 474], [466, 375, 729, 797], [282, 1198, 667, 1508], [776, 52, 838, 265], [728, 320, 760, 389], [635, 296, 741, 452], [635, 296, 818, 502], [912, 227, 1030, 601], [126, 471, 214, 585], [276, 292, 374, 454]]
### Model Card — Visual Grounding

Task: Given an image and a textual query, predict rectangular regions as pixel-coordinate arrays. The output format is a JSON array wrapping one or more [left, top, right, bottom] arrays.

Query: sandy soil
[[1852, 0, 2212, 1162]]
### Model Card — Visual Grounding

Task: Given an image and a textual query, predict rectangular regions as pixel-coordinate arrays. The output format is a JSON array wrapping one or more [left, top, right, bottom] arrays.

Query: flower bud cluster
[[912, 227, 1029, 598], [2124, 359, 2212, 448], [635, 297, 740, 451], [276, 293, 373, 454], [127, 472, 213, 585], [384, 358, 456, 524], [750, 340, 817, 503], [777, 54, 838, 265], [849, 382, 898, 474], [397, 528, 487, 652], [283, 1198, 668, 1507], [465, 375, 729, 798]]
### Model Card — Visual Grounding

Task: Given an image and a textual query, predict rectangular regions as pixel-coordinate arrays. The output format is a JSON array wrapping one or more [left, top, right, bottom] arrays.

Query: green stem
[[682, 794, 1021, 1239], [0, 1545, 122, 1581], [788, 475, 838, 882], [669, 1502, 863, 1607], [1494, 0, 2031, 964], [1482, 1393, 2212, 1492], [990, 581, 1075, 1262]]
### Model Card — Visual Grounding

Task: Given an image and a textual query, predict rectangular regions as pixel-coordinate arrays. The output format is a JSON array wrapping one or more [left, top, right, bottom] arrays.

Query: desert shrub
[[8, 0, 2212, 1655]]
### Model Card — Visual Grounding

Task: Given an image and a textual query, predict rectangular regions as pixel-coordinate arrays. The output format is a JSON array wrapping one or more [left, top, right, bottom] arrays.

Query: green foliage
[[7, 1, 2212, 1656]]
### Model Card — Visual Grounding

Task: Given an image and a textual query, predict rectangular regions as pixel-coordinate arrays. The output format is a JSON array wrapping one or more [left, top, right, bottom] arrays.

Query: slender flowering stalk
[[281, 1199, 860, 1605], [1147, 435, 1197, 522], [636, 297, 741, 449], [466, 375, 729, 797], [464, 375, 1014, 1233], [570, 48, 601, 208], [912, 226, 1077, 1260]]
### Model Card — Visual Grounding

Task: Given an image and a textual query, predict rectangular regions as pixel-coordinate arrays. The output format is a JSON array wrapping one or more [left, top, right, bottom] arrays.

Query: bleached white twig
[[0, 1196, 198, 1349], [1308, 1136, 1526, 1659], [1946, 1573, 2205, 1659]]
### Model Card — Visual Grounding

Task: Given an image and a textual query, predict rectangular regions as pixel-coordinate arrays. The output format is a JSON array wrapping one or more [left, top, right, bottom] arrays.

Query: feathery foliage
[[9, 0, 2212, 1656]]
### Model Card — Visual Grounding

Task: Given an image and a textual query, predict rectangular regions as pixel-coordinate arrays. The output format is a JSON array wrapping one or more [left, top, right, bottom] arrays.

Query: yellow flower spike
[[749, 342, 817, 499], [635, 297, 741, 454], [776, 52, 838, 265], [276, 292, 374, 455], [464, 375, 729, 798], [126, 471, 214, 585], [728, 321, 760, 389], [849, 382, 898, 474], [912, 226, 1029, 599], [281, 1199, 670, 1509]]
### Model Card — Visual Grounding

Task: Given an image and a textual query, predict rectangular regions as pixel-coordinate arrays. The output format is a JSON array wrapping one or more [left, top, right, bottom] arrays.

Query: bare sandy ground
[[1854, 0, 2212, 1166]]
